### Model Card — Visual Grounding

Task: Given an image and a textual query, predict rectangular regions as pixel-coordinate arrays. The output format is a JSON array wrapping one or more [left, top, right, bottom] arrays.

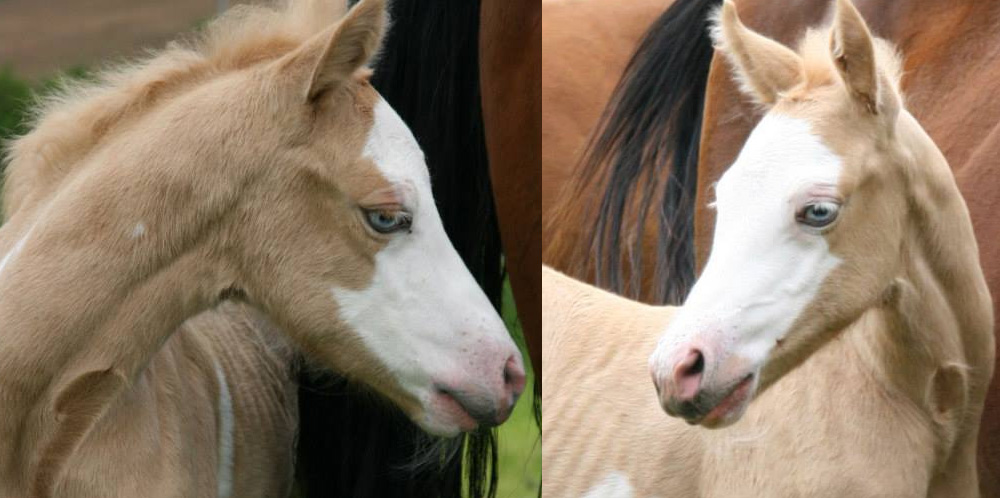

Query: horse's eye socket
[[364, 209, 413, 234], [797, 201, 840, 228]]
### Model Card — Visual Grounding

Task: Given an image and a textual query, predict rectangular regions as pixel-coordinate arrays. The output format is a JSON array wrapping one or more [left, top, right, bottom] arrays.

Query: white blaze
[[653, 114, 843, 369], [329, 98, 514, 436]]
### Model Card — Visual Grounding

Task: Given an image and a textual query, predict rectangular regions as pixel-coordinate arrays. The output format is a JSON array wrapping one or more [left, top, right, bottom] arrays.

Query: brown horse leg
[[479, 0, 542, 383]]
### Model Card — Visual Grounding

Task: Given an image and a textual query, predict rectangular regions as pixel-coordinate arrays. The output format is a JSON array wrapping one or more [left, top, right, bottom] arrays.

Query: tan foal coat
[[543, 261, 988, 497], [52, 303, 299, 497], [0, 0, 436, 496], [543, 1, 993, 496]]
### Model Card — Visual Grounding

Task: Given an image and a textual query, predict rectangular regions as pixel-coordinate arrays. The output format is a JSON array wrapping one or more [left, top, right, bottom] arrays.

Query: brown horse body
[[481, 0, 542, 379], [541, 0, 669, 221]]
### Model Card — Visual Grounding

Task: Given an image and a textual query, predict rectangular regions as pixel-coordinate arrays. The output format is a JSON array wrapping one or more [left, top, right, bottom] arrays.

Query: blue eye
[[797, 201, 840, 228], [364, 209, 412, 234]]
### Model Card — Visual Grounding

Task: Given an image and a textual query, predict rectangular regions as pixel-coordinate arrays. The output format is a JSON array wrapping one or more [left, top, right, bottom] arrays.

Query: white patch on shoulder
[[213, 360, 234, 498], [130, 222, 146, 239], [582, 472, 634, 498]]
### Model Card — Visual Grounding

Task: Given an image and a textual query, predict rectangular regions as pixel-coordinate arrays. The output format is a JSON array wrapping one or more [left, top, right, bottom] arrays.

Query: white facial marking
[[581, 472, 634, 498], [653, 114, 843, 370], [130, 222, 146, 239], [330, 97, 515, 436], [213, 360, 234, 498], [361, 98, 428, 187]]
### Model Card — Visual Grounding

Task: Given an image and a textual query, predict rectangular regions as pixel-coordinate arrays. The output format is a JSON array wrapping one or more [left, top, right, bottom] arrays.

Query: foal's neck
[[850, 119, 993, 421], [0, 153, 241, 492]]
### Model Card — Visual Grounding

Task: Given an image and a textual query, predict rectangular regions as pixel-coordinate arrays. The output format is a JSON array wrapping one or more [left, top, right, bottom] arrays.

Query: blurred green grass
[[0, 65, 34, 142], [0, 64, 92, 142], [490, 280, 541, 498]]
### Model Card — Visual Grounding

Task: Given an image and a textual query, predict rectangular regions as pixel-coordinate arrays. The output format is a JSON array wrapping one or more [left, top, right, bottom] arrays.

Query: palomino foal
[[0, 0, 525, 496], [543, 0, 993, 496]]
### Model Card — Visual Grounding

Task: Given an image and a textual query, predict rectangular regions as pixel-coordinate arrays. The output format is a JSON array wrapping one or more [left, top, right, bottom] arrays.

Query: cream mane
[[2, 0, 349, 217]]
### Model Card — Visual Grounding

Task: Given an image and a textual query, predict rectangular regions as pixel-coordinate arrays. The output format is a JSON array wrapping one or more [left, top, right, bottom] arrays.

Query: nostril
[[672, 349, 705, 401], [689, 351, 704, 376], [503, 355, 527, 395], [677, 349, 704, 378]]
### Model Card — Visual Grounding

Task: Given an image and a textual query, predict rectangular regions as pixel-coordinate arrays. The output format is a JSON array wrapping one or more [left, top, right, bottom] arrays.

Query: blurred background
[[1, 0, 249, 140], [0, 1, 540, 496]]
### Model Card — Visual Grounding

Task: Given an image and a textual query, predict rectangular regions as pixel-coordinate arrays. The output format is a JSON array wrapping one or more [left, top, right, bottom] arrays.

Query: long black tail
[[295, 0, 503, 497], [574, 0, 720, 304]]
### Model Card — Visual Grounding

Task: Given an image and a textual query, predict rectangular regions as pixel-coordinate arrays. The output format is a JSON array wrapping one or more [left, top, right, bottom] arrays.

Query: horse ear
[[279, 0, 387, 102], [711, 1, 803, 106], [830, 0, 879, 113]]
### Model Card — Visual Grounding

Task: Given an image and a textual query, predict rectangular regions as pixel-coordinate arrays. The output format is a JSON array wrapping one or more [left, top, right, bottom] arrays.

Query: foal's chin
[[667, 373, 758, 429], [412, 397, 481, 438]]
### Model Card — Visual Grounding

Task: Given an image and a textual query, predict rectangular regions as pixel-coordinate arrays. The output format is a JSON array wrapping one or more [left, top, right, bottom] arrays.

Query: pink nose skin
[[440, 353, 526, 427], [502, 354, 527, 414], [663, 348, 706, 403]]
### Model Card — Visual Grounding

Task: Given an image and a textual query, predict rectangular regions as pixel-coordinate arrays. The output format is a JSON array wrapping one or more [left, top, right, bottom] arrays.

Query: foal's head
[[650, 0, 930, 427], [239, 0, 524, 436], [57, 0, 523, 436]]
